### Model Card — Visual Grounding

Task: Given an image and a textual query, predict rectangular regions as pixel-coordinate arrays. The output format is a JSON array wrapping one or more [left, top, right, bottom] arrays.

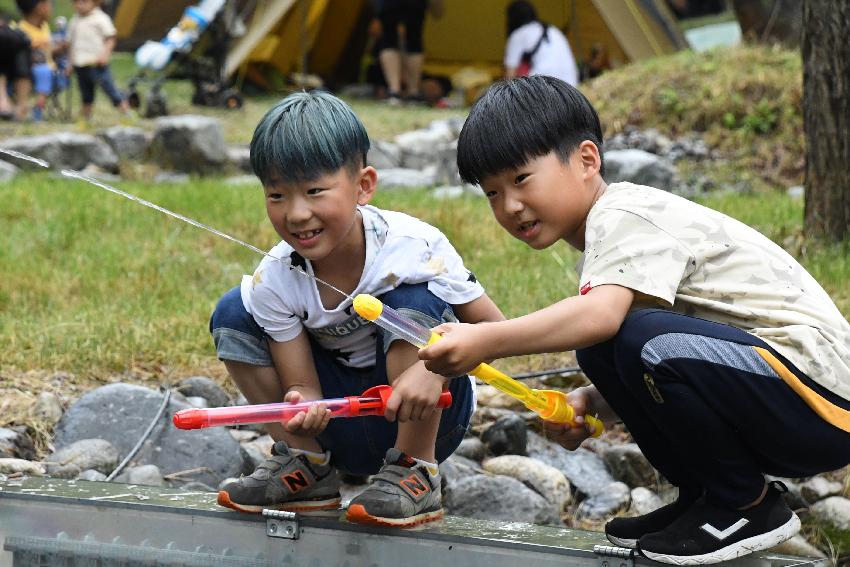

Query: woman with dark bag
[[503, 0, 578, 86]]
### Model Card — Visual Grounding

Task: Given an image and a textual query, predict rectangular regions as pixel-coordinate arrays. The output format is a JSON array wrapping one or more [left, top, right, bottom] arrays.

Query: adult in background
[[0, 10, 32, 121], [370, 0, 443, 104], [504, 0, 578, 86]]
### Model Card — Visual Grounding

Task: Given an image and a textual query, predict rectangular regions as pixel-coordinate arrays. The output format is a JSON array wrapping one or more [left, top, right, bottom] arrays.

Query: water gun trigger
[[358, 385, 452, 416]]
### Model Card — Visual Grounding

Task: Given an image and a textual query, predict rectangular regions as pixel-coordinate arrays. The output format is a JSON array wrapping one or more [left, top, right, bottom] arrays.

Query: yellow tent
[[115, 0, 686, 87]]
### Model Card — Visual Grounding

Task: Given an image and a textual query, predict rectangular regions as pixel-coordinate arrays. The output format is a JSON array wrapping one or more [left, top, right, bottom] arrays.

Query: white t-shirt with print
[[504, 22, 579, 86], [578, 182, 850, 400], [68, 8, 116, 67], [241, 205, 484, 369]]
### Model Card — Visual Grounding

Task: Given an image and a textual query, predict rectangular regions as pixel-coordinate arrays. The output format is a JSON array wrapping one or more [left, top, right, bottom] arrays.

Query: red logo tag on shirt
[[580, 281, 592, 295]]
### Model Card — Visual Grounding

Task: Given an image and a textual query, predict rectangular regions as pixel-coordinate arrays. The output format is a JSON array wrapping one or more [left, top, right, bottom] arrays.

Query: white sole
[[606, 534, 638, 548], [639, 513, 801, 565]]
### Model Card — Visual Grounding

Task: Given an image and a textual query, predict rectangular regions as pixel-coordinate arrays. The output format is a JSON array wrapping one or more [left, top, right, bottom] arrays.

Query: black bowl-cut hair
[[457, 75, 605, 186]]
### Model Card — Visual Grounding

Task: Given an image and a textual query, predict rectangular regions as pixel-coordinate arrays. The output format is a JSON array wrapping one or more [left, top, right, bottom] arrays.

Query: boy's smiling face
[[264, 166, 377, 266], [479, 143, 605, 251]]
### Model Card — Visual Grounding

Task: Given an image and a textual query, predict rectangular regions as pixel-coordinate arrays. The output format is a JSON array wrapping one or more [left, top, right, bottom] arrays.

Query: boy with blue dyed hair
[[211, 91, 503, 527]]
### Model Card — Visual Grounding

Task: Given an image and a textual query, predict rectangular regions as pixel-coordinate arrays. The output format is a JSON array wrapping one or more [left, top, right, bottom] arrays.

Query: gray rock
[[184, 396, 209, 408], [0, 426, 36, 460], [1, 132, 119, 171], [97, 126, 148, 161], [76, 469, 107, 481], [454, 437, 486, 462], [228, 429, 260, 443], [602, 443, 657, 488], [576, 481, 631, 520], [78, 164, 122, 182], [481, 414, 527, 456], [34, 391, 64, 424], [153, 171, 190, 184], [629, 486, 663, 516], [0, 159, 19, 182], [482, 455, 572, 512], [53, 383, 246, 487], [240, 434, 274, 471], [440, 454, 484, 489], [771, 534, 826, 558], [603, 149, 678, 191], [368, 140, 401, 169], [150, 115, 227, 173], [121, 464, 164, 486], [226, 146, 252, 173], [811, 496, 850, 530], [444, 474, 559, 524], [377, 167, 438, 189], [394, 121, 455, 155], [800, 476, 843, 504], [432, 185, 465, 200], [46, 438, 120, 478], [0, 458, 45, 475], [175, 376, 230, 408], [526, 431, 616, 498], [787, 185, 804, 199]]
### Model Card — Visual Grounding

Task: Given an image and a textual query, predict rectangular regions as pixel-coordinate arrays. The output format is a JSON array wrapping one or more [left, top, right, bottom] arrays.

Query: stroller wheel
[[220, 90, 243, 110]]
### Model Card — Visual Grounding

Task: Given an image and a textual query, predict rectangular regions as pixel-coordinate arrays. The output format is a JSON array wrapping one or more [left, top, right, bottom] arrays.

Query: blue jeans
[[578, 308, 850, 507], [210, 283, 473, 475], [74, 65, 124, 106]]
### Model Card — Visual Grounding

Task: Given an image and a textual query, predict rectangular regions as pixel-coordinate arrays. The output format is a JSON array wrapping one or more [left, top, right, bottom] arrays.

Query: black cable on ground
[[106, 386, 171, 482]]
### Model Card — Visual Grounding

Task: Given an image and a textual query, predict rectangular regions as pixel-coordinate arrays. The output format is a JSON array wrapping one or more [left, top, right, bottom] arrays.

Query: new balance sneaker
[[217, 441, 341, 513], [346, 448, 443, 527], [637, 482, 800, 565], [606, 488, 701, 548]]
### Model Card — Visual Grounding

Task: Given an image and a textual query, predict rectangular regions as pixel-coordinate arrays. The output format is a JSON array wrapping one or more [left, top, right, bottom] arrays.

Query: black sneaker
[[606, 488, 701, 548], [637, 481, 800, 565]]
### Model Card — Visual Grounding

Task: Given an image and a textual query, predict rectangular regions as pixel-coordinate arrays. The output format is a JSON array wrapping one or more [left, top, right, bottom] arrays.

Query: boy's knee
[[209, 287, 272, 366], [379, 283, 455, 324], [209, 286, 254, 332]]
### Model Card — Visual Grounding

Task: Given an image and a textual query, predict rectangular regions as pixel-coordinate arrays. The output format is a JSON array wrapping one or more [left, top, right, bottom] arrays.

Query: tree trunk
[[802, 0, 850, 241]]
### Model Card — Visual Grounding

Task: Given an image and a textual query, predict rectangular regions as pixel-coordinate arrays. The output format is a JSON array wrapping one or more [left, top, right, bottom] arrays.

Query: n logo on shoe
[[282, 470, 309, 493], [700, 518, 749, 540], [400, 474, 430, 498]]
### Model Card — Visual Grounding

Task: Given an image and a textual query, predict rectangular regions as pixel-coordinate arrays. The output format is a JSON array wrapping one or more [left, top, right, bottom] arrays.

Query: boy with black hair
[[211, 91, 503, 527], [419, 75, 850, 564], [15, 0, 54, 121]]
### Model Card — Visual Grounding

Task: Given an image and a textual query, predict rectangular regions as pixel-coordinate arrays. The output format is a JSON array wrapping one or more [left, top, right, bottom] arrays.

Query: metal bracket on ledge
[[263, 509, 300, 540], [593, 544, 635, 567]]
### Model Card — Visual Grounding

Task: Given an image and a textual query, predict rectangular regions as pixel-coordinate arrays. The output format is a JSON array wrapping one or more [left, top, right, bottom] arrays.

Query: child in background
[[210, 91, 503, 527], [419, 76, 850, 564], [67, 0, 129, 120], [15, 0, 53, 121]]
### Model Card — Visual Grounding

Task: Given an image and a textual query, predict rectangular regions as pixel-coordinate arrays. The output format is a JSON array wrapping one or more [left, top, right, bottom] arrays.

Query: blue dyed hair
[[250, 91, 370, 185], [457, 76, 605, 185]]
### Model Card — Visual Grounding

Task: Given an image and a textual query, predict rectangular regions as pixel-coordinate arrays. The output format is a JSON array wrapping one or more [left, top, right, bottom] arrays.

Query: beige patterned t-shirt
[[578, 182, 850, 400]]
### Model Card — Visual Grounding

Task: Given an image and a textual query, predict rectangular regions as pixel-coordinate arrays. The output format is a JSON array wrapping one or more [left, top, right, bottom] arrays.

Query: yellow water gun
[[353, 294, 603, 435]]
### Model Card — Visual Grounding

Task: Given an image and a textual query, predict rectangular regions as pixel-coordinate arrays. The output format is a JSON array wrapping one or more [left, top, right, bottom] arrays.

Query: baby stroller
[[128, 0, 243, 118]]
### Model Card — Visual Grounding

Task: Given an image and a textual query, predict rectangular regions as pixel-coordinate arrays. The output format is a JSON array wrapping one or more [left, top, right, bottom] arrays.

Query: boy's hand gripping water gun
[[353, 294, 603, 436], [173, 385, 452, 430]]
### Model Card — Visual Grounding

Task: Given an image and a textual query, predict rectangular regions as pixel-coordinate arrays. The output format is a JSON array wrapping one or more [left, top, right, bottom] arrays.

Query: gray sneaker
[[346, 448, 443, 527], [217, 441, 341, 513]]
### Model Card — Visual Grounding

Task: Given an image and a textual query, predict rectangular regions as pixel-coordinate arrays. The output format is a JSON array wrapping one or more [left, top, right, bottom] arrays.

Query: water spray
[[2, 149, 602, 432]]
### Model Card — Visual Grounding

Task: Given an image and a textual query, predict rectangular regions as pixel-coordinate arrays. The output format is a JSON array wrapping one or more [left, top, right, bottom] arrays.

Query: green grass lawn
[[2, 173, 848, 380]]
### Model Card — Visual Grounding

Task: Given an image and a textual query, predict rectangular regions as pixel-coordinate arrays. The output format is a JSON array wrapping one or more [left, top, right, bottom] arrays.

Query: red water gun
[[173, 385, 452, 430]]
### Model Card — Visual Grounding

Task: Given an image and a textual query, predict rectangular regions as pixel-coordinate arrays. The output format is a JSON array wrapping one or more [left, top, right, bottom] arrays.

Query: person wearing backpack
[[504, 0, 578, 86]]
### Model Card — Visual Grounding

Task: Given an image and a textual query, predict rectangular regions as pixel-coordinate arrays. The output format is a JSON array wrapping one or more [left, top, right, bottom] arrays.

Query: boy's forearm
[[481, 286, 632, 360]]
